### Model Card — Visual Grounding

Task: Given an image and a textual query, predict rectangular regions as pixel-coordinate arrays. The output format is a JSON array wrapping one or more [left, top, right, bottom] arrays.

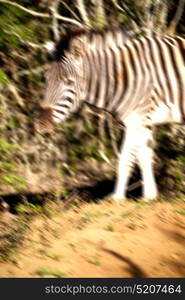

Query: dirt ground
[[0, 198, 185, 278]]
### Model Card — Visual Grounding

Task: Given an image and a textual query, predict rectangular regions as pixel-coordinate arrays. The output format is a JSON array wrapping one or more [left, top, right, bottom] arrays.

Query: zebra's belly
[[151, 102, 182, 125]]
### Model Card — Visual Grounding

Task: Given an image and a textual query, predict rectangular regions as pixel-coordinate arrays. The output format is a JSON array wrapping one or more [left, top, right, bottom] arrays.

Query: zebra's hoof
[[140, 196, 157, 203], [109, 193, 127, 202]]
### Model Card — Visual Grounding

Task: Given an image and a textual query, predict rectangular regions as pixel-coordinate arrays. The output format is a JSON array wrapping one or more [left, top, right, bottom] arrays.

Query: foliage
[[155, 124, 185, 198], [0, 218, 29, 261], [15, 202, 42, 215], [35, 267, 67, 278], [0, 0, 184, 200]]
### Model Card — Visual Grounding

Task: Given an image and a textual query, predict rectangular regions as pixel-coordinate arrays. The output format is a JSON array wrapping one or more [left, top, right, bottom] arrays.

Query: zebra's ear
[[70, 37, 85, 58], [44, 41, 56, 54], [44, 41, 57, 61]]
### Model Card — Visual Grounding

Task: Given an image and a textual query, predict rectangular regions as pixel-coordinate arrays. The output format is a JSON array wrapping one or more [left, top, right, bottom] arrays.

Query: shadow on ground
[[102, 248, 148, 278], [64, 170, 142, 203], [1, 168, 143, 214], [156, 224, 185, 276]]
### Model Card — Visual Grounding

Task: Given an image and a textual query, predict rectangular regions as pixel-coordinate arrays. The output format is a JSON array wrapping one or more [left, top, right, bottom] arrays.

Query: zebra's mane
[[53, 28, 87, 61], [53, 27, 135, 61]]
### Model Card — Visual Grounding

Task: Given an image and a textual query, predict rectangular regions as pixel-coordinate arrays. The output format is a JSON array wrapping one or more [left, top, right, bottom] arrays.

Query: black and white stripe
[[39, 30, 185, 200], [40, 31, 185, 125]]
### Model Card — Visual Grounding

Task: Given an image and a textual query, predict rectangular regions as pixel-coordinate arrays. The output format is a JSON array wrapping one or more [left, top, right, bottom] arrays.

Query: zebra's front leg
[[112, 128, 137, 201], [137, 126, 158, 201]]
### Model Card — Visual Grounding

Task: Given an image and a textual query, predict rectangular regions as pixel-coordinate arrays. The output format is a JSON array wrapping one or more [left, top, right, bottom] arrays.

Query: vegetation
[[35, 267, 67, 278], [174, 208, 185, 216], [39, 250, 62, 261], [0, 217, 29, 261], [87, 257, 101, 266], [106, 225, 115, 232], [0, 0, 184, 202]]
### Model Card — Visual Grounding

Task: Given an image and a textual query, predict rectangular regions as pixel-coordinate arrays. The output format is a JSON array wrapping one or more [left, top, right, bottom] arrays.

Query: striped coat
[[38, 30, 185, 201]]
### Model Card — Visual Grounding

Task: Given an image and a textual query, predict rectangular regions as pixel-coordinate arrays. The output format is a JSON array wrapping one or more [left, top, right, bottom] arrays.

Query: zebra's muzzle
[[36, 107, 55, 134]]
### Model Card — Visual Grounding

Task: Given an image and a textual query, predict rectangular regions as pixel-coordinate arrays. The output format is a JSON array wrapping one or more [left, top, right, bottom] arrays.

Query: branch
[[110, 0, 125, 12], [18, 65, 49, 77], [110, 0, 141, 33], [0, 0, 84, 27], [4, 29, 43, 49], [49, 0, 60, 41], [106, 113, 120, 158], [127, 180, 142, 193], [0, 0, 50, 17], [157, 0, 168, 34], [142, 0, 154, 35], [120, 0, 144, 26], [98, 112, 111, 165], [52, 13, 84, 28], [167, 0, 185, 35], [93, 0, 107, 28], [76, 0, 90, 26], [7, 83, 24, 107], [152, 0, 161, 33], [60, 0, 81, 21]]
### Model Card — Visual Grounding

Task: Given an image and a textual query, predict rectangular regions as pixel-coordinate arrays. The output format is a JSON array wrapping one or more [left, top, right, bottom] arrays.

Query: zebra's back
[[83, 33, 185, 124]]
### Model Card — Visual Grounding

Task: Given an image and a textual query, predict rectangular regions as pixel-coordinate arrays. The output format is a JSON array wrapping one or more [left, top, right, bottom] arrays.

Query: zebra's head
[[37, 30, 86, 133]]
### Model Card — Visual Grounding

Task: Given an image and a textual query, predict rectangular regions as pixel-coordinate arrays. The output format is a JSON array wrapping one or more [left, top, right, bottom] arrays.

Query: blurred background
[[0, 0, 185, 278]]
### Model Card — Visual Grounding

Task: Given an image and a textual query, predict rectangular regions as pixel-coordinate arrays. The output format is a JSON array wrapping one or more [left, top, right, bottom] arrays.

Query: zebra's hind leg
[[112, 126, 137, 202], [137, 126, 158, 201], [112, 118, 158, 202]]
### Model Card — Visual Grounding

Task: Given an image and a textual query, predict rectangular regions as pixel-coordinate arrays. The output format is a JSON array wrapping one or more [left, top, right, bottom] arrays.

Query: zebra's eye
[[67, 79, 74, 85]]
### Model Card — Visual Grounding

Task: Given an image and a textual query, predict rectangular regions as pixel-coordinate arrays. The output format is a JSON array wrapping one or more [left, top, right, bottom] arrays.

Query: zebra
[[37, 29, 185, 201]]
